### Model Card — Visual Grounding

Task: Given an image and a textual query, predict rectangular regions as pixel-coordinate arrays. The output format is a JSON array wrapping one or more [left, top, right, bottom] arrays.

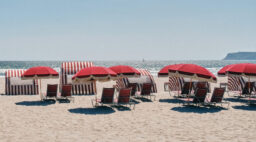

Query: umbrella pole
[[40, 79, 42, 101], [248, 77, 251, 101], [188, 78, 192, 101]]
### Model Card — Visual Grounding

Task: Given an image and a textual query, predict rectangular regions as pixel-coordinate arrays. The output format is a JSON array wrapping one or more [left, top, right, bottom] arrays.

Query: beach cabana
[[72, 66, 118, 106], [226, 63, 256, 98], [60, 61, 97, 95], [218, 64, 243, 95], [5, 69, 39, 95], [110, 65, 141, 95], [116, 69, 157, 93], [219, 63, 256, 96], [158, 64, 184, 95], [169, 64, 217, 97]]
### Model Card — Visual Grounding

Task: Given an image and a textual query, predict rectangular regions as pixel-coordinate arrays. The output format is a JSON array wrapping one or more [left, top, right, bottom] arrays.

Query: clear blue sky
[[0, 0, 255, 61]]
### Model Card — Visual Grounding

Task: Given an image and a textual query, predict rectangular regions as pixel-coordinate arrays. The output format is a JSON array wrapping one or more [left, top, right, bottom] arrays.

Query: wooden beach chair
[[194, 82, 208, 91], [178, 82, 193, 97], [242, 82, 254, 96], [43, 84, 58, 101], [128, 83, 138, 96], [182, 88, 208, 106], [205, 88, 229, 108], [91, 88, 115, 107], [114, 88, 135, 109], [59, 84, 74, 102], [137, 83, 156, 101]]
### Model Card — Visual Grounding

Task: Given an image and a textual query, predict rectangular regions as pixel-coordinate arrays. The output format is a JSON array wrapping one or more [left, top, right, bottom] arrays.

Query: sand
[[0, 77, 256, 142]]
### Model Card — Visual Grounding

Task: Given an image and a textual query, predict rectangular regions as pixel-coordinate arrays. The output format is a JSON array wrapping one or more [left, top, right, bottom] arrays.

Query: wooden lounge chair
[[193, 82, 210, 93], [128, 83, 138, 96], [59, 84, 74, 102], [205, 88, 229, 108], [137, 83, 156, 101], [242, 82, 254, 96], [43, 84, 58, 101], [181, 82, 193, 96], [114, 88, 135, 109], [91, 88, 115, 107], [182, 88, 208, 106]]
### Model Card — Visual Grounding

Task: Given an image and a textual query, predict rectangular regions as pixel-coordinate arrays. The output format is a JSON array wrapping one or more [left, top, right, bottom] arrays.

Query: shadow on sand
[[57, 99, 71, 104], [135, 97, 153, 102], [15, 100, 56, 106], [130, 98, 140, 104], [224, 98, 248, 103], [159, 98, 185, 104], [232, 104, 256, 111], [68, 106, 115, 115], [171, 105, 226, 114], [113, 105, 132, 111]]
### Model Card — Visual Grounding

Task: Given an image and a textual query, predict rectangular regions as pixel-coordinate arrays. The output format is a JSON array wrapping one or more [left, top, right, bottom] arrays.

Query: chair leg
[[91, 99, 95, 107]]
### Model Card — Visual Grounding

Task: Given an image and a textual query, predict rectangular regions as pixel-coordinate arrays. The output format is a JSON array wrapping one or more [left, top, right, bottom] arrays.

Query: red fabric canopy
[[169, 64, 217, 82], [158, 64, 184, 77], [217, 64, 235, 76], [72, 66, 117, 81], [226, 63, 256, 76], [109, 65, 140, 77], [22, 66, 59, 78]]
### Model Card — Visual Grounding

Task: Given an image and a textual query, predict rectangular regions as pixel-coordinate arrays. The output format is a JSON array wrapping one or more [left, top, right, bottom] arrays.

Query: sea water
[[0, 60, 256, 77]]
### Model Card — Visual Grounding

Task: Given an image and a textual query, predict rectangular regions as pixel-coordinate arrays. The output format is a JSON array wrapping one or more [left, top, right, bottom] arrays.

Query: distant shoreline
[[223, 52, 256, 60]]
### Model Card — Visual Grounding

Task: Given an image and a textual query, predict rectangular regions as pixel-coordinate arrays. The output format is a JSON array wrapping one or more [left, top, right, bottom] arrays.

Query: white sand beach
[[0, 77, 256, 142]]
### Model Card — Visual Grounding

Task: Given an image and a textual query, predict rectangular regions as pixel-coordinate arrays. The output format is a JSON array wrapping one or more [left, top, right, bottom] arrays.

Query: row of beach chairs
[[91, 83, 156, 110], [179, 87, 230, 108], [43, 84, 74, 102], [165, 80, 230, 107]]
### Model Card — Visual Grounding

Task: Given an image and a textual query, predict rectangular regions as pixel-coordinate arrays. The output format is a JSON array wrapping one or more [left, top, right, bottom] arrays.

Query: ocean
[[1, 60, 256, 77]]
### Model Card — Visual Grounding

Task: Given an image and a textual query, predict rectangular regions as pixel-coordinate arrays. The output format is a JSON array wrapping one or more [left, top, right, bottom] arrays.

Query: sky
[[0, 0, 256, 61]]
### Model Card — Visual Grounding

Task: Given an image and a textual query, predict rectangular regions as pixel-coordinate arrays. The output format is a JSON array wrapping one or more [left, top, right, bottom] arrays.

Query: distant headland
[[223, 52, 256, 60]]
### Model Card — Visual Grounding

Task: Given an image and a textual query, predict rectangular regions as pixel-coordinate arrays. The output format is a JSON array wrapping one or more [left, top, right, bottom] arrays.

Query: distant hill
[[223, 52, 256, 60]]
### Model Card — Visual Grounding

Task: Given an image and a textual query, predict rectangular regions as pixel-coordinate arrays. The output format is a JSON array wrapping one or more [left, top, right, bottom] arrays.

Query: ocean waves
[[0, 60, 256, 77]]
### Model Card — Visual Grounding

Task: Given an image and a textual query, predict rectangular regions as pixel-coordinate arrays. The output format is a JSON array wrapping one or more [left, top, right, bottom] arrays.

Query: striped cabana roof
[[60, 61, 97, 95], [168, 76, 183, 92], [227, 75, 243, 93], [5, 69, 39, 95], [116, 69, 157, 93]]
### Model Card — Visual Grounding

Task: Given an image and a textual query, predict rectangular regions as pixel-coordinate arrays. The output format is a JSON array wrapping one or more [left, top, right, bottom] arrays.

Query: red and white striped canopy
[[5, 69, 39, 95], [61, 61, 94, 75]]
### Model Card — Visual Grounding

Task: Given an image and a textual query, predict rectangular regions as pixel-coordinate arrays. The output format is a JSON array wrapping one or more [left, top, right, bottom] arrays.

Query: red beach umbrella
[[168, 64, 217, 83], [226, 63, 256, 76], [158, 64, 184, 77], [72, 66, 117, 82], [22, 66, 59, 79], [217, 64, 235, 76], [21, 66, 59, 100], [109, 65, 141, 78]]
